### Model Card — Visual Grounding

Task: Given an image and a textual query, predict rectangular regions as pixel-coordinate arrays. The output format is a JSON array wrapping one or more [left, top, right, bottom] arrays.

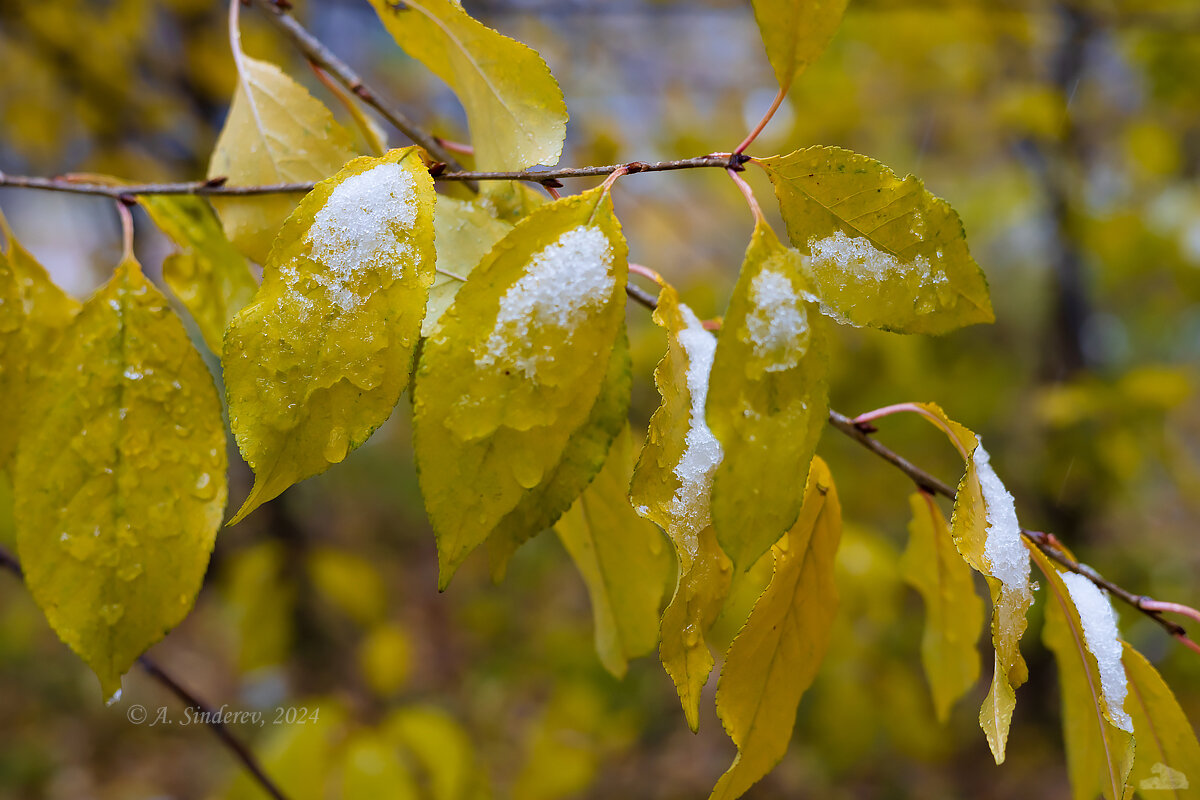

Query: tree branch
[[247, 0, 469, 181], [0, 545, 291, 800], [827, 410, 1199, 648], [0, 155, 742, 200]]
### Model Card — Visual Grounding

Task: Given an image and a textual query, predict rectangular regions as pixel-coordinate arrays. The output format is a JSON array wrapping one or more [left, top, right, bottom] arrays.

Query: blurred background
[[1, 0, 1199, 797]]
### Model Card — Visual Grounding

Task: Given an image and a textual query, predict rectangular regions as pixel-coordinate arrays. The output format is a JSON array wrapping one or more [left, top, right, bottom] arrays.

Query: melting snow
[[1061, 571, 1133, 732], [808, 230, 929, 281], [666, 303, 722, 554], [305, 162, 418, 312], [477, 225, 614, 378], [973, 442, 1029, 594], [746, 269, 808, 370]]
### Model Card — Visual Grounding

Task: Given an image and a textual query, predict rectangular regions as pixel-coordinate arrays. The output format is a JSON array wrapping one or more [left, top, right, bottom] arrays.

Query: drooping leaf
[[221, 541, 295, 673], [13, 253, 227, 697], [899, 491, 984, 723], [760, 147, 994, 335], [910, 402, 1033, 762], [555, 425, 671, 678], [0, 214, 80, 471], [1123, 643, 1200, 799], [1032, 546, 1134, 800], [425, 196, 514, 336], [486, 326, 632, 579], [368, 0, 567, 171], [710, 456, 842, 800], [750, 0, 848, 91], [140, 195, 258, 352], [225, 702, 349, 800], [413, 186, 627, 588], [223, 148, 436, 523], [707, 220, 829, 570], [630, 285, 731, 731], [208, 54, 357, 264]]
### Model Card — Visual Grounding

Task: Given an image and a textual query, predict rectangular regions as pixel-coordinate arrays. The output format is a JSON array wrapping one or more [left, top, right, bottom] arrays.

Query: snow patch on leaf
[[1061, 572, 1133, 732], [668, 303, 722, 555], [477, 225, 613, 378], [973, 442, 1029, 594], [306, 162, 418, 311], [746, 269, 809, 370]]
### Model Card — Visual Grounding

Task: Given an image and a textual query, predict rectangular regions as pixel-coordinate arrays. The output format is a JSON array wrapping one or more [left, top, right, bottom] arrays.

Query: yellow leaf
[[367, 0, 567, 171], [910, 402, 1033, 762], [750, 0, 848, 91], [630, 285, 731, 730], [225, 700, 348, 800], [555, 425, 671, 678], [224, 148, 436, 523], [13, 254, 226, 697], [1032, 546, 1135, 800], [307, 547, 387, 626], [900, 491, 984, 723], [485, 325, 631, 580], [709, 457, 842, 800], [760, 147, 994, 334], [140, 195, 258, 353], [341, 730, 421, 800], [1124, 643, 1200, 799], [0, 213, 80, 471], [707, 221, 830, 569], [358, 623, 414, 697], [221, 541, 294, 673], [426, 196, 513, 336], [413, 186, 628, 588], [384, 706, 476, 800], [207, 53, 357, 264]]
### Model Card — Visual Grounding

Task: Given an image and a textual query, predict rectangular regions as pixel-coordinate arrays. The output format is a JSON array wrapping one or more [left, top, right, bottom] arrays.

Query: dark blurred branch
[[0, 545, 292, 800]]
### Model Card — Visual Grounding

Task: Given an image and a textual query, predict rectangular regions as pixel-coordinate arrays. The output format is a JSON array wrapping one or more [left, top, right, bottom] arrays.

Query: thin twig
[[0, 545, 291, 800], [248, 0, 469, 182], [137, 656, 290, 800], [0, 156, 740, 201], [827, 409, 1198, 646]]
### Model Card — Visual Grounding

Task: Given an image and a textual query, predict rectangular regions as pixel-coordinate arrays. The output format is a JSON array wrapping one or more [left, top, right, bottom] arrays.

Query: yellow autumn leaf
[[425, 196, 513, 336], [0, 213, 80, 471], [1123, 643, 1200, 799], [750, 0, 848, 91], [910, 402, 1033, 763], [1032, 546, 1135, 800], [630, 284, 732, 731], [413, 185, 628, 588], [485, 326, 631, 580], [221, 541, 295, 673], [207, 49, 357, 264], [341, 730, 421, 800], [900, 491, 984, 723], [225, 700, 349, 800], [307, 547, 387, 626], [710, 457, 842, 800], [384, 706, 476, 800], [555, 425, 671, 678], [223, 148, 436, 523], [707, 220, 830, 570], [140, 195, 258, 353], [367, 0, 567, 171], [760, 147, 994, 334], [13, 253, 226, 698]]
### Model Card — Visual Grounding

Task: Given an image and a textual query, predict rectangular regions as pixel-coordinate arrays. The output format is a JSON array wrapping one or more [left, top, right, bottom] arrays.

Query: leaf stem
[[734, 86, 787, 155], [726, 167, 766, 225], [854, 402, 971, 459], [115, 202, 135, 262]]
